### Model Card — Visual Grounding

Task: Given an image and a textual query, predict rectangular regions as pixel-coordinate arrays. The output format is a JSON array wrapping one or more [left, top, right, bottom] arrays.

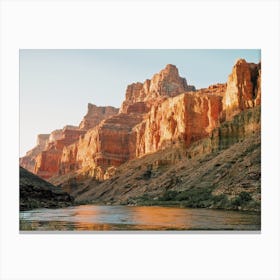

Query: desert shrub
[[161, 190, 178, 201], [141, 193, 150, 200], [231, 196, 242, 206], [239, 191, 252, 202], [159, 187, 213, 207], [142, 169, 152, 179], [231, 192, 252, 207], [212, 194, 229, 208], [137, 193, 152, 201]]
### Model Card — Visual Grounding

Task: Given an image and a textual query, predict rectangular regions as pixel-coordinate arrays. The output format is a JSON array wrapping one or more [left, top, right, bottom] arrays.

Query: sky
[[20, 49, 261, 157]]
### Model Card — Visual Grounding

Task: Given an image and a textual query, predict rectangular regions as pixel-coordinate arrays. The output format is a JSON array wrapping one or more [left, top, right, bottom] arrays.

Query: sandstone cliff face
[[58, 65, 197, 180], [223, 59, 261, 120], [186, 106, 261, 159], [48, 129, 63, 143], [133, 90, 223, 157], [120, 64, 195, 113], [71, 106, 260, 213], [20, 134, 50, 172], [21, 105, 118, 179], [60, 113, 145, 180], [79, 103, 119, 130], [23, 60, 260, 185], [34, 127, 86, 179]]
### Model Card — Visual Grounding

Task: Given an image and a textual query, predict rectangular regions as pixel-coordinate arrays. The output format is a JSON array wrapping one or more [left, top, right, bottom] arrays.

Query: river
[[19, 205, 260, 231]]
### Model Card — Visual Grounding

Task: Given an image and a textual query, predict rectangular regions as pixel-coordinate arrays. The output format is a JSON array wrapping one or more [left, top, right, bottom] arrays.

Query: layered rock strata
[[58, 64, 198, 180], [20, 134, 50, 171], [79, 104, 119, 130], [223, 59, 261, 120], [120, 64, 195, 113], [20, 104, 119, 178], [33, 127, 86, 179], [22, 59, 261, 184], [72, 106, 261, 212]]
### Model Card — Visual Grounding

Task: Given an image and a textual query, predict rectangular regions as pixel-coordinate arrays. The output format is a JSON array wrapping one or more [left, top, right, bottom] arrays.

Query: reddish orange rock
[[22, 104, 118, 179], [223, 59, 261, 120], [22, 61, 260, 183], [79, 103, 119, 130], [20, 134, 50, 172], [133, 90, 223, 157], [34, 127, 86, 179], [59, 67, 223, 180], [120, 64, 195, 113], [60, 112, 145, 180]]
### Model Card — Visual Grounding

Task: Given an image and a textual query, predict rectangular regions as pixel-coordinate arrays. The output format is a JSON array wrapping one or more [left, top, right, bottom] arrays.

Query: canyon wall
[[20, 104, 119, 179], [120, 64, 195, 113], [222, 59, 261, 120], [133, 88, 224, 158], [21, 59, 261, 183], [79, 104, 119, 130], [20, 134, 50, 171], [58, 64, 197, 180]]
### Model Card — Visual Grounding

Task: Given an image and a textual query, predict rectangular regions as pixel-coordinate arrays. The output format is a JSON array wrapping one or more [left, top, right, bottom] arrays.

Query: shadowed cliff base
[[20, 167, 73, 211]]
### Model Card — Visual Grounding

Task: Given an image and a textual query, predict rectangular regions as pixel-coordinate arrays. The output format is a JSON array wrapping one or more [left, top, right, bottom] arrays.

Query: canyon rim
[[19, 50, 261, 231]]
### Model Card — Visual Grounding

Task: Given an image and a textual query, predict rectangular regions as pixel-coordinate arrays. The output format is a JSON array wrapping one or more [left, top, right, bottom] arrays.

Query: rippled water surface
[[20, 205, 261, 231]]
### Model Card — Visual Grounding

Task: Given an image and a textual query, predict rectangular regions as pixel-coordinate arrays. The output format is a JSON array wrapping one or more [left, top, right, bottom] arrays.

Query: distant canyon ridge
[[20, 59, 261, 210]]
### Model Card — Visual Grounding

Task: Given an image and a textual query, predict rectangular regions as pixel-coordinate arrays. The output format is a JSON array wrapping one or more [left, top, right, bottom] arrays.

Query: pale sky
[[20, 49, 261, 157]]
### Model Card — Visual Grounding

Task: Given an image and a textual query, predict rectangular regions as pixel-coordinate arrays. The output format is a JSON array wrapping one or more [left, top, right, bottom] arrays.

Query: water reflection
[[19, 205, 261, 231]]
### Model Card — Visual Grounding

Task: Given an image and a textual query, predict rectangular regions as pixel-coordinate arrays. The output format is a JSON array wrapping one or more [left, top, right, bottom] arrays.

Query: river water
[[19, 205, 261, 231]]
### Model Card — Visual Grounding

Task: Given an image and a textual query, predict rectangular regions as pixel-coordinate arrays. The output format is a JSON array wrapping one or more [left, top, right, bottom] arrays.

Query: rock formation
[[57, 64, 197, 180], [19, 134, 50, 171], [133, 90, 223, 157], [79, 103, 119, 130], [21, 59, 261, 187], [20, 104, 119, 178], [222, 59, 261, 120], [72, 106, 261, 212], [33, 127, 85, 179], [120, 64, 195, 113]]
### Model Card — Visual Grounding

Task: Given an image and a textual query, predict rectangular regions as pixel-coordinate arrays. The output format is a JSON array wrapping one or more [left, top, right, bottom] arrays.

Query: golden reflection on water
[[19, 205, 261, 231], [130, 206, 193, 229]]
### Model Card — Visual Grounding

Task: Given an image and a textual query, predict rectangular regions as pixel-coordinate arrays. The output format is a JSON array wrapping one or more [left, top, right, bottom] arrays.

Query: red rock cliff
[[120, 64, 195, 113], [223, 59, 261, 120], [20, 134, 50, 172], [34, 127, 86, 179], [21, 104, 118, 179], [79, 103, 119, 130], [133, 89, 223, 158], [22, 60, 260, 182], [58, 65, 222, 180]]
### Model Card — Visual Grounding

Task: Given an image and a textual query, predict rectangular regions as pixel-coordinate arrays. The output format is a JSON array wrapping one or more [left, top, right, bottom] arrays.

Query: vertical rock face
[[36, 134, 50, 147], [48, 129, 63, 143], [20, 134, 50, 171], [21, 60, 260, 183], [60, 113, 145, 180], [34, 127, 86, 179], [57, 65, 196, 180], [120, 64, 195, 113], [133, 89, 223, 157], [223, 59, 261, 120], [79, 103, 119, 130], [21, 105, 119, 179], [58, 69, 221, 180], [254, 66, 261, 106]]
